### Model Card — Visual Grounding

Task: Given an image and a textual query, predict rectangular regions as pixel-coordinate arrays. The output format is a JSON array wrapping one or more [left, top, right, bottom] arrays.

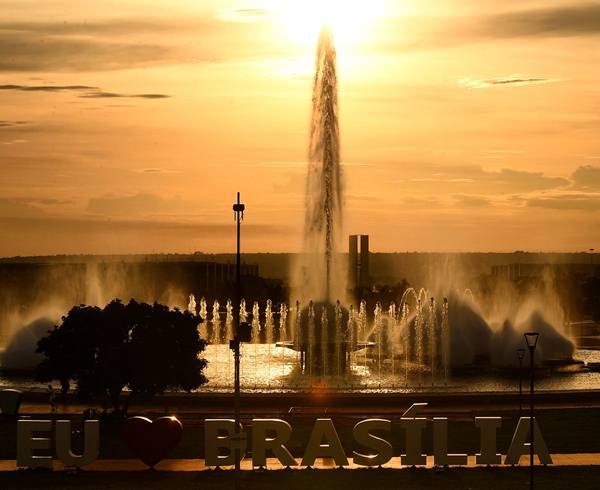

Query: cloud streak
[[0, 198, 44, 218], [87, 193, 192, 217], [217, 8, 274, 23], [527, 194, 600, 211], [393, 164, 569, 194], [0, 84, 95, 92], [0, 84, 169, 99], [79, 91, 169, 99], [1, 4, 598, 74], [0, 16, 284, 72], [0, 120, 28, 128], [453, 195, 492, 207], [458, 75, 567, 89], [0, 31, 175, 72], [373, 3, 600, 56], [571, 165, 600, 191], [482, 3, 600, 38]]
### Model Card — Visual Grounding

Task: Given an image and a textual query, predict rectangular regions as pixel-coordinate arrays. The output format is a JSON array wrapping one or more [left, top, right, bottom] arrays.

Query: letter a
[[505, 417, 552, 465], [301, 419, 348, 467]]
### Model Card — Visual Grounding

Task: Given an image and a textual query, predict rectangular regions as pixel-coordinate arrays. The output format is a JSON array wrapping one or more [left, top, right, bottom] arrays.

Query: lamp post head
[[524, 332, 540, 349], [517, 348, 525, 360]]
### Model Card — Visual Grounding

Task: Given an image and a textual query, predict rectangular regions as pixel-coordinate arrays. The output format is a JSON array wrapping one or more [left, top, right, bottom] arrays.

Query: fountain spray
[[300, 25, 344, 303]]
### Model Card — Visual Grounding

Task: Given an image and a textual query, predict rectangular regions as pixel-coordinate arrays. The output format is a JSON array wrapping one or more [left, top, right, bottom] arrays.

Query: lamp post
[[517, 348, 525, 418], [232, 193, 245, 482], [524, 332, 539, 490]]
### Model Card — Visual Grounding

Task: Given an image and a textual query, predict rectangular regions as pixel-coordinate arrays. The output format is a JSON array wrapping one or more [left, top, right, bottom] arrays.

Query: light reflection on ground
[[200, 345, 600, 393], [1, 346, 599, 394]]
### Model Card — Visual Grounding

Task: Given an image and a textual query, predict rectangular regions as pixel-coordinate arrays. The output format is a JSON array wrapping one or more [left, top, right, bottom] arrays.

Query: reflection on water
[[201, 344, 600, 393], [2, 346, 599, 394]]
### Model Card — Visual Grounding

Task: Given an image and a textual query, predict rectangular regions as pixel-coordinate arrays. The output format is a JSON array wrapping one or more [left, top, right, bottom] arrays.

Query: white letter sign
[[205, 419, 246, 467], [475, 417, 502, 465], [505, 417, 553, 465], [352, 419, 393, 467], [301, 418, 348, 467], [252, 419, 296, 468], [17, 420, 53, 469], [56, 420, 100, 467], [433, 418, 468, 466]]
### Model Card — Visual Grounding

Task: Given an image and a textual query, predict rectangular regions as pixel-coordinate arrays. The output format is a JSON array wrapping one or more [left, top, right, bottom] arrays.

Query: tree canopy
[[35, 299, 207, 413]]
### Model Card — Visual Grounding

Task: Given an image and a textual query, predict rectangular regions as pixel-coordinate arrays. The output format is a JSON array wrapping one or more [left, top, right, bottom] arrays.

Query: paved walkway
[[15, 398, 600, 418], [0, 454, 598, 472]]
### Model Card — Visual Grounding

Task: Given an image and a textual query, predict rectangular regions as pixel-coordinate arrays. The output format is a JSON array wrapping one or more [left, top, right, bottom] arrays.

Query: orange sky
[[1, 0, 599, 255]]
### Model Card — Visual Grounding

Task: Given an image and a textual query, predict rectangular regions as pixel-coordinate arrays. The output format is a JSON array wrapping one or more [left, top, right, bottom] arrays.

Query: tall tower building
[[359, 235, 370, 288], [348, 235, 371, 289], [349, 235, 358, 288]]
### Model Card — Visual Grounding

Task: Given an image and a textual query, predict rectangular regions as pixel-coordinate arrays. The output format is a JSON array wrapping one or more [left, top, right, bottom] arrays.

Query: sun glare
[[273, 0, 388, 48]]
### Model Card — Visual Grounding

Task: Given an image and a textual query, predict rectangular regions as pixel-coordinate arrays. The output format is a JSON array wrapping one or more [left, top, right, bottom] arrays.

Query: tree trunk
[[122, 390, 137, 417], [60, 380, 69, 404], [108, 388, 123, 415]]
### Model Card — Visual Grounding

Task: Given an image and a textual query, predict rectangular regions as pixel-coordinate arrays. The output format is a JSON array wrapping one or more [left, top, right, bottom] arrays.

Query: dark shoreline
[[0, 466, 599, 490], [10, 387, 600, 410]]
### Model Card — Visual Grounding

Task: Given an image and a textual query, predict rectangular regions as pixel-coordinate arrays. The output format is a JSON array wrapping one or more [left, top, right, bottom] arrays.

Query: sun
[[272, 0, 389, 49]]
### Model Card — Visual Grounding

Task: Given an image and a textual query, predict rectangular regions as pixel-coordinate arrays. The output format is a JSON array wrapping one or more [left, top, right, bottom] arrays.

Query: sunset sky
[[1, 0, 599, 255]]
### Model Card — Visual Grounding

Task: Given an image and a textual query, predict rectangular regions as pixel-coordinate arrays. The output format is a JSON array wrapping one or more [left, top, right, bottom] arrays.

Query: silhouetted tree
[[35, 299, 207, 413]]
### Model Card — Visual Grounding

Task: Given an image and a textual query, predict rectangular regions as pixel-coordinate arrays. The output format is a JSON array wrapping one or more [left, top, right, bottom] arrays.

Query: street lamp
[[517, 348, 525, 418], [524, 332, 539, 490], [231, 192, 245, 485]]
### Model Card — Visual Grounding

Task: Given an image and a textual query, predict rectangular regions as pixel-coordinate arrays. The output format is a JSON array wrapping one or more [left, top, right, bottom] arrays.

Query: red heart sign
[[121, 416, 183, 468]]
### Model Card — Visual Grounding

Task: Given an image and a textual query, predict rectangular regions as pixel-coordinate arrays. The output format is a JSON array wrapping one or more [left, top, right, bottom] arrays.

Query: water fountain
[[0, 24, 590, 397], [193, 291, 579, 392], [189, 26, 579, 392]]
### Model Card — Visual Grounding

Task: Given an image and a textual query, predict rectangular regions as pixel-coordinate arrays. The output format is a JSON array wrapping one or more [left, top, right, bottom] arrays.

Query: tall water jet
[[251, 301, 260, 342], [297, 26, 344, 303], [240, 298, 247, 323], [211, 300, 220, 343], [199, 297, 207, 321], [225, 299, 233, 341], [287, 25, 350, 377], [187, 294, 196, 314], [279, 303, 288, 342]]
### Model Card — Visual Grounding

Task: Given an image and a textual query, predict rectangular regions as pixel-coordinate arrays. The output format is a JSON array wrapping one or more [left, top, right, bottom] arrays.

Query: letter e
[[17, 420, 53, 469]]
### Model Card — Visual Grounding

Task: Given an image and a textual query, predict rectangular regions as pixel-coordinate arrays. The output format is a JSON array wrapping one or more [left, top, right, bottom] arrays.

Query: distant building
[[491, 263, 599, 281], [349, 235, 371, 289]]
